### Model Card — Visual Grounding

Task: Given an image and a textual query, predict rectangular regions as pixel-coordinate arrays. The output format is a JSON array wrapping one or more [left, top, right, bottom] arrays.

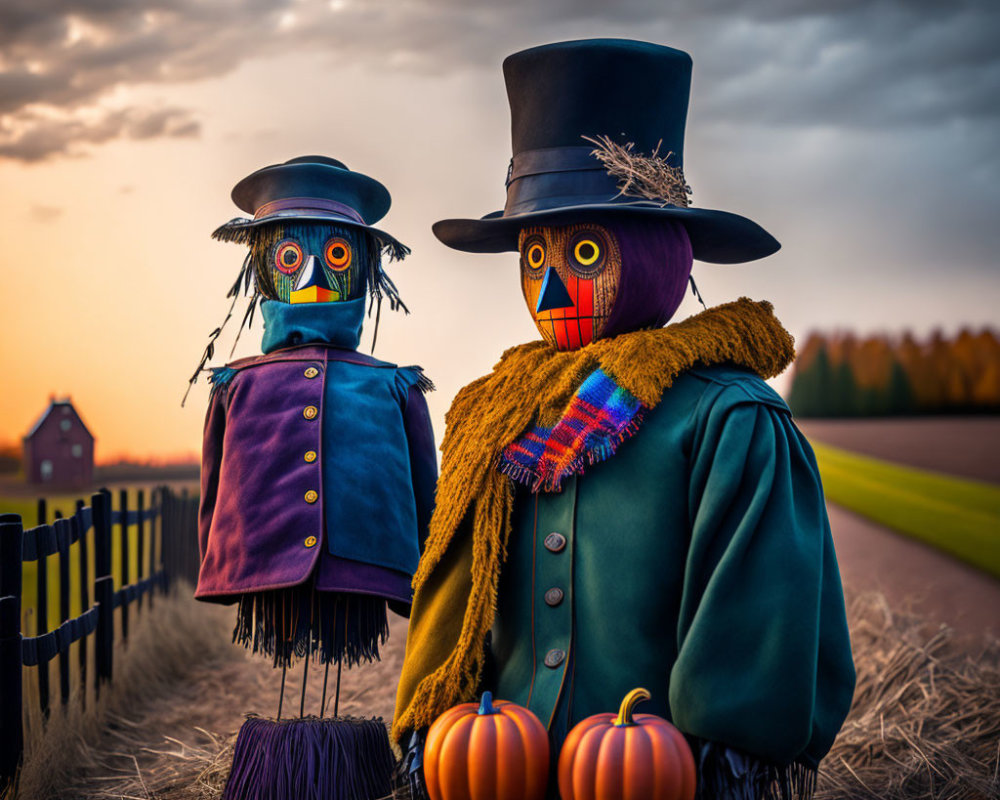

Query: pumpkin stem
[[478, 691, 498, 715], [614, 687, 651, 726]]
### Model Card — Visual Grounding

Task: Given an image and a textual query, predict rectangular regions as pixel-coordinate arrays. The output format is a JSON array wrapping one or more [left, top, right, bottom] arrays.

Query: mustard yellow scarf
[[391, 298, 795, 741]]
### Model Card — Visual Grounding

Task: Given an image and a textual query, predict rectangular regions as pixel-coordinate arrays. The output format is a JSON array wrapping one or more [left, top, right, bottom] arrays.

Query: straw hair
[[584, 134, 692, 208]]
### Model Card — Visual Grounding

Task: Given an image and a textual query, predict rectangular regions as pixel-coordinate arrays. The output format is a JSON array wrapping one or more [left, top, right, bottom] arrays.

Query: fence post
[[35, 499, 50, 718], [161, 487, 173, 591], [137, 489, 145, 610], [92, 490, 114, 692], [0, 517, 24, 789], [75, 500, 89, 710], [148, 488, 158, 607], [119, 489, 129, 643], [55, 517, 71, 706]]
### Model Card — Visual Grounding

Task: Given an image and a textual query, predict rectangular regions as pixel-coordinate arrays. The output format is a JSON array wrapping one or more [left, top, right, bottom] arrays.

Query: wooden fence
[[0, 486, 200, 790]]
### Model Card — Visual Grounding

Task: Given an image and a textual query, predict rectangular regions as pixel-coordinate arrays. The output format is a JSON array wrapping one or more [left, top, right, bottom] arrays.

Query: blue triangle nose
[[535, 267, 573, 313]]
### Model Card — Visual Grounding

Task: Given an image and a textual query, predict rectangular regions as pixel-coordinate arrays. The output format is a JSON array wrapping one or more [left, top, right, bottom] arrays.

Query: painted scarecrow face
[[250, 222, 369, 304], [519, 223, 622, 350]]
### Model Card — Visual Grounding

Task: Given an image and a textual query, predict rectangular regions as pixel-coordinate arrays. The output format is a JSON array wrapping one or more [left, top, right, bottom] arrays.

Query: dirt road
[[828, 503, 1000, 642]]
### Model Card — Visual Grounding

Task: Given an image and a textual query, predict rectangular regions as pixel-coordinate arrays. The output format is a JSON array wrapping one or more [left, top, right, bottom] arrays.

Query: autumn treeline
[[788, 328, 1000, 417]]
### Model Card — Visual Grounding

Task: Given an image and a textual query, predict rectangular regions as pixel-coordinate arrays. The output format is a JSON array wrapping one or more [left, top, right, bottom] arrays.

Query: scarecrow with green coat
[[393, 39, 855, 800]]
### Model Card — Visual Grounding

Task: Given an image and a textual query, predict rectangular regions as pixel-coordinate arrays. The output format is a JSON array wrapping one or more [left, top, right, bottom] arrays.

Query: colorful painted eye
[[521, 233, 547, 277], [274, 240, 303, 274], [567, 230, 608, 277], [574, 239, 600, 265], [325, 237, 352, 271]]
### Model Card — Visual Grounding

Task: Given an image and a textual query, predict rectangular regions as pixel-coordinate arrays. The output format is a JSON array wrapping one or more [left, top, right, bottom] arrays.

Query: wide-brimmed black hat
[[214, 155, 408, 259], [433, 39, 779, 264]]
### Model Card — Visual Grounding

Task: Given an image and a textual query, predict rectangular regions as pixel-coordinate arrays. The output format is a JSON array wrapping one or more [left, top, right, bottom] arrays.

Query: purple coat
[[195, 338, 437, 609]]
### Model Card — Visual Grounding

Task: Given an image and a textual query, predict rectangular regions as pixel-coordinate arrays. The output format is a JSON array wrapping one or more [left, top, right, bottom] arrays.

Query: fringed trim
[[696, 742, 817, 800], [212, 217, 256, 244], [498, 407, 647, 493], [224, 714, 395, 800], [233, 585, 389, 668], [391, 478, 514, 741], [207, 366, 239, 400], [399, 365, 436, 394]]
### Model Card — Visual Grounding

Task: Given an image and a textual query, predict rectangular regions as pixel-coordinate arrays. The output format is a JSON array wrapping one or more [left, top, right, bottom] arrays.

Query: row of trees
[[788, 328, 1000, 417]]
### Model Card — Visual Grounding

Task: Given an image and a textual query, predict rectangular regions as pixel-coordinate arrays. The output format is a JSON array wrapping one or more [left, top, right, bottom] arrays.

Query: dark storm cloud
[[0, 105, 199, 161], [0, 0, 997, 160]]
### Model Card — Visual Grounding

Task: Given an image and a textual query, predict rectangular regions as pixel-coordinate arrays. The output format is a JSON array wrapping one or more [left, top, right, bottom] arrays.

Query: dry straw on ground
[[8, 585, 236, 800], [818, 592, 999, 799], [9, 590, 999, 799]]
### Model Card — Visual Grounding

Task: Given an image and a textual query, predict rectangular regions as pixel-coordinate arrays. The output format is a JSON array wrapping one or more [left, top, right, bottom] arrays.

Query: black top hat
[[214, 155, 408, 258], [433, 39, 779, 264]]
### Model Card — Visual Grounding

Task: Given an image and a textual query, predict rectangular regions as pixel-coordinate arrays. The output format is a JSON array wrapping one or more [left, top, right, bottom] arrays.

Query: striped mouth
[[535, 312, 609, 351]]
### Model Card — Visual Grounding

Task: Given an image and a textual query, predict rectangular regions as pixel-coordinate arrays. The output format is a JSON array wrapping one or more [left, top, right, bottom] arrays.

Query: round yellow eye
[[527, 242, 545, 269], [325, 238, 352, 271], [574, 239, 600, 266]]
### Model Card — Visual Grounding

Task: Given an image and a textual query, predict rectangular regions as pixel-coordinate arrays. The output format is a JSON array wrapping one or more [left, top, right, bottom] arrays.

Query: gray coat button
[[544, 648, 566, 668], [544, 532, 567, 553], [544, 587, 564, 607]]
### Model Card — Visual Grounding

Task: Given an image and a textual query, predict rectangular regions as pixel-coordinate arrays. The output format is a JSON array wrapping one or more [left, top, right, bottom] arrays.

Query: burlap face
[[250, 222, 371, 304], [519, 223, 622, 350]]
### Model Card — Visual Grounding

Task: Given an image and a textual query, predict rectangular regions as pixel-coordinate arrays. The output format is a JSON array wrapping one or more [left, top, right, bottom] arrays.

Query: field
[[0, 481, 196, 633], [811, 441, 1000, 578], [799, 416, 1000, 484]]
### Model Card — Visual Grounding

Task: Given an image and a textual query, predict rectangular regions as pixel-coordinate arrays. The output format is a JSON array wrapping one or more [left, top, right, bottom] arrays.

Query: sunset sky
[[1, 0, 998, 462]]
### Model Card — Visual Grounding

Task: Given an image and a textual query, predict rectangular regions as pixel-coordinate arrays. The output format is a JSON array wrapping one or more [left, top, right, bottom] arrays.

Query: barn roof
[[24, 398, 94, 441]]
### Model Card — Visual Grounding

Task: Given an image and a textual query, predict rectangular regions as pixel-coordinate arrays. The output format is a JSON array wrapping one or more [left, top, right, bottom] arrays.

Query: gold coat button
[[304, 490, 318, 503], [304, 536, 317, 548], [304, 450, 317, 463], [304, 367, 319, 378], [303, 405, 318, 420]]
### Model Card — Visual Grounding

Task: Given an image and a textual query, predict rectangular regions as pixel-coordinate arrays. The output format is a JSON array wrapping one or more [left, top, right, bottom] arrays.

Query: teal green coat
[[490, 364, 855, 767]]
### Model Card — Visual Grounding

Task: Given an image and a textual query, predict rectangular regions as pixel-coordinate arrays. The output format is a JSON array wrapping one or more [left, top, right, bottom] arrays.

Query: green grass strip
[[811, 442, 1000, 579]]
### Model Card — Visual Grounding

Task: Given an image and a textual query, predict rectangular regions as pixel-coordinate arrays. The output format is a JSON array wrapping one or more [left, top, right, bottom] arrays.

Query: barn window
[[41, 460, 53, 480], [60, 419, 72, 432], [72, 444, 83, 458]]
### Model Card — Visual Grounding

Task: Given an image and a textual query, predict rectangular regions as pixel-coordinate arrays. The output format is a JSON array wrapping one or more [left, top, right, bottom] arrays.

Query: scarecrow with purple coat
[[393, 40, 855, 800], [190, 155, 437, 800]]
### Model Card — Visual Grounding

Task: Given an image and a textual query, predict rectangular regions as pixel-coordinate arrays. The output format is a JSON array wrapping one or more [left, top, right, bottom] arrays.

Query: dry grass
[[56, 612, 408, 800], [9, 585, 236, 800], [817, 592, 1000, 799], [9, 591, 998, 800]]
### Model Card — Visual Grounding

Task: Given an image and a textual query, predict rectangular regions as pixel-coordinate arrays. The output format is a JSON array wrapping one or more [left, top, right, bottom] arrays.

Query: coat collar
[[260, 297, 365, 354]]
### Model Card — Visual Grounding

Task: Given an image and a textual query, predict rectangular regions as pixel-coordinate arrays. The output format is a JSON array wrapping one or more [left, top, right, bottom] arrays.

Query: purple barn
[[23, 397, 95, 488]]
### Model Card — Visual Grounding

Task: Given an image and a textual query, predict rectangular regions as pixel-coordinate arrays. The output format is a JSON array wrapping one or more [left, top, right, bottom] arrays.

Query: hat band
[[254, 197, 366, 225], [504, 144, 689, 216]]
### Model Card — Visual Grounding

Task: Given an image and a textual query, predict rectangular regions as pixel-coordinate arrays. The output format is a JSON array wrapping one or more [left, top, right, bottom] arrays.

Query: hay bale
[[818, 593, 1000, 799]]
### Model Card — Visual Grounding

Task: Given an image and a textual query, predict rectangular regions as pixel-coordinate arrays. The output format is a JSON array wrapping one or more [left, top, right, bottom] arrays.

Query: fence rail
[[0, 485, 200, 790]]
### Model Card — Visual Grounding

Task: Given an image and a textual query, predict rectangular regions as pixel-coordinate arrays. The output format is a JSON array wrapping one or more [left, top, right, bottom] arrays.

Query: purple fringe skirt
[[223, 714, 395, 800]]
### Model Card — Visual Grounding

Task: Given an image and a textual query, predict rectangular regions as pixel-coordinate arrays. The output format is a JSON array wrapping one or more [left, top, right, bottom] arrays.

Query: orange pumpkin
[[558, 688, 696, 800], [424, 691, 550, 800]]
